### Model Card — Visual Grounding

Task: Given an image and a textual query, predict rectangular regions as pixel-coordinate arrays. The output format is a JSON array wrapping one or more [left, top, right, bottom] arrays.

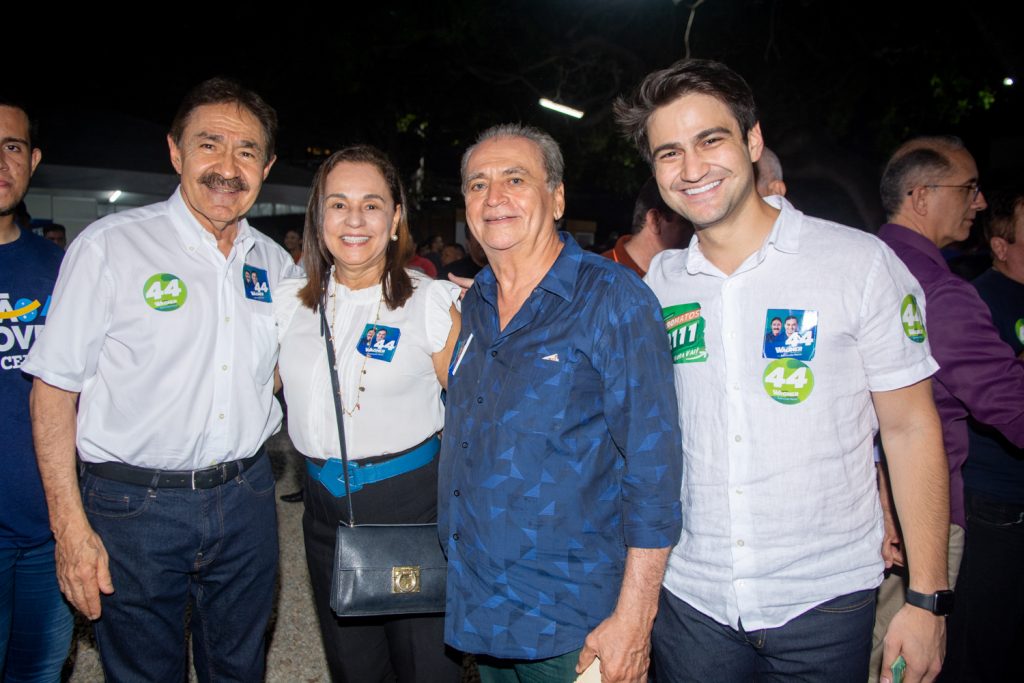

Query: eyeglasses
[[908, 183, 982, 202]]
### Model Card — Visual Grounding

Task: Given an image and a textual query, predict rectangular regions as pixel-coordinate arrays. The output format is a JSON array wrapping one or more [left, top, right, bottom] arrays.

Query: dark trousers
[[942, 490, 1024, 682], [302, 455, 461, 683], [83, 453, 279, 683], [652, 586, 875, 682]]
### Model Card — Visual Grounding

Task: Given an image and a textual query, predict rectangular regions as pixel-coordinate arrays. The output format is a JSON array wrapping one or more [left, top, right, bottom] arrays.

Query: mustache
[[199, 172, 249, 192]]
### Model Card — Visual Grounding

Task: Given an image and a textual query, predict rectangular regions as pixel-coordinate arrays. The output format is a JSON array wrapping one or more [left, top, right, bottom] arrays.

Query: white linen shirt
[[23, 187, 298, 469], [274, 270, 458, 461], [644, 196, 938, 631]]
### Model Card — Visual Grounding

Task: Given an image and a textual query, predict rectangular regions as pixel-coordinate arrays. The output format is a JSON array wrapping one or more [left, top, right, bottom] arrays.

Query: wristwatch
[[905, 588, 954, 615]]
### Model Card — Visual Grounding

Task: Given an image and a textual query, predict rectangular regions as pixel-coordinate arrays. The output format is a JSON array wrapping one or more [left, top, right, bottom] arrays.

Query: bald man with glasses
[[870, 135, 1024, 682]]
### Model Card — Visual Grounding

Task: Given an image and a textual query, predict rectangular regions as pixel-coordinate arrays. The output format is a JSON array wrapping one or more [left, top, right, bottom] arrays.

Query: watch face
[[934, 590, 955, 615]]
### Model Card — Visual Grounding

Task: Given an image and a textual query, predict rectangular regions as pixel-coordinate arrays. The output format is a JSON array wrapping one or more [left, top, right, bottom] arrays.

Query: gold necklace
[[328, 275, 384, 416]]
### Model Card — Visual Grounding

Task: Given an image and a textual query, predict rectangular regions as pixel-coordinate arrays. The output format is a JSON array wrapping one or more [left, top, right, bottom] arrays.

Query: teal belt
[[306, 434, 440, 498]]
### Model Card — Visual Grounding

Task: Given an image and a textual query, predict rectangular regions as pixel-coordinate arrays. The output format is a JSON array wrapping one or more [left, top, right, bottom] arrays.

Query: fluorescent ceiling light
[[108, 190, 123, 203], [539, 98, 584, 119]]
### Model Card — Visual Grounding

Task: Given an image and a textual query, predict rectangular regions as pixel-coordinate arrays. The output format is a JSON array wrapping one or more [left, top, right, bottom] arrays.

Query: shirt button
[[461, 441, 468, 448], [737, 539, 745, 547], [734, 434, 742, 442], [224, 316, 231, 323], [218, 413, 225, 420], [452, 533, 460, 541], [735, 489, 742, 495], [476, 396, 483, 404], [732, 383, 740, 391], [491, 350, 498, 358], [221, 364, 228, 371], [453, 489, 460, 497]]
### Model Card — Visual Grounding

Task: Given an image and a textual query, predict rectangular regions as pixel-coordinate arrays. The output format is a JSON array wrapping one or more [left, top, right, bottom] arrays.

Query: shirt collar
[[685, 195, 802, 275], [878, 223, 948, 271], [476, 231, 581, 306], [168, 185, 254, 255]]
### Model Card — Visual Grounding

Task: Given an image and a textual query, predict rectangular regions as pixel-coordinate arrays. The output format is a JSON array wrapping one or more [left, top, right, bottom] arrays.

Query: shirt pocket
[[249, 307, 279, 384], [498, 354, 576, 434]]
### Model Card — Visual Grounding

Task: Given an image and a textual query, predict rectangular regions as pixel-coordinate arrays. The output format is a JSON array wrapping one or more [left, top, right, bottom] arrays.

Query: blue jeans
[[652, 587, 875, 682], [82, 453, 279, 683], [0, 539, 73, 683]]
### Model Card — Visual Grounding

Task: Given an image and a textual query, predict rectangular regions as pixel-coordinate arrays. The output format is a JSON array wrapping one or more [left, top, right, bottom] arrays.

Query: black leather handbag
[[319, 298, 447, 617]]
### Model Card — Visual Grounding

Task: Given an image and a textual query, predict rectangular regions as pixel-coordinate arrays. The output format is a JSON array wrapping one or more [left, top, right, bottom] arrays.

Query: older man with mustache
[[23, 78, 299, 682]]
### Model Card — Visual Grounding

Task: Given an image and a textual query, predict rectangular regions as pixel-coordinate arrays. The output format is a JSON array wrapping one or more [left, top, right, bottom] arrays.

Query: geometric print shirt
[[439, 232, 682, 659]]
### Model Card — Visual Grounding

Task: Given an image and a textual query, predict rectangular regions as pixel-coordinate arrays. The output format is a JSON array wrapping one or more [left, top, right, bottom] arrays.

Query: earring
[[390, 234, 398, 242]]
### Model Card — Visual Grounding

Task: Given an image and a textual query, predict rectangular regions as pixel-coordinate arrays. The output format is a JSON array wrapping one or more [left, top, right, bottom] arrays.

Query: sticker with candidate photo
[[243, 265, 272, 303], [357, 324, 401, 362], [762, 309, 818, 361], [663, 302, 708, 364]]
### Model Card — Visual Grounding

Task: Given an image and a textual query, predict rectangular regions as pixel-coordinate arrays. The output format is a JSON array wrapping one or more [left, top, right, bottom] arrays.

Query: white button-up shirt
[[644, 196, 938, 630], [24, 188, 299, 470]]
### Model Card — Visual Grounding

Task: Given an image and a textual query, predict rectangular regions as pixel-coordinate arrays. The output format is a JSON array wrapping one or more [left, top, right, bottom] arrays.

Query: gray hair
[[461, 123, 564, 192], [880, 135, 967, 218]]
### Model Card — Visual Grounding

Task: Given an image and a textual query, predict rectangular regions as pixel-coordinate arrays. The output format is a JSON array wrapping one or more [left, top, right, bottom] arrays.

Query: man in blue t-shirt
[[0, 99, 71, 681]]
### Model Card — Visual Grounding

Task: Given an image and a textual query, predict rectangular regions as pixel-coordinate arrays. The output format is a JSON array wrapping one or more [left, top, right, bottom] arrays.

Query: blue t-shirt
[[1, 229, 63, 548], [439, 233, 682, 659], [963, 268, 1024, 502]]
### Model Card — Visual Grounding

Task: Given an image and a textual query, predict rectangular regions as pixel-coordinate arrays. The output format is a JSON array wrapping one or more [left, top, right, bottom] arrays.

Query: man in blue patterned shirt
[[439, 124, 683, 683]]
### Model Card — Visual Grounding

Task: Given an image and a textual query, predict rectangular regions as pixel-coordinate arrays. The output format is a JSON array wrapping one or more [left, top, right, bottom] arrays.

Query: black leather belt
[[81, 449, 265, 490]]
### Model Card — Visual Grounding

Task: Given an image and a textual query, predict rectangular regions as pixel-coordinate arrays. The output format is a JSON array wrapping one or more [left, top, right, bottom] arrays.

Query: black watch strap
[[905, 588, 954, 615]]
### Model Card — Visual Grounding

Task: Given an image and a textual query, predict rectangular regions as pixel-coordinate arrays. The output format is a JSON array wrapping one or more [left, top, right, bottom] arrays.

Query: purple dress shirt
[[878, 223, 1024, 527]]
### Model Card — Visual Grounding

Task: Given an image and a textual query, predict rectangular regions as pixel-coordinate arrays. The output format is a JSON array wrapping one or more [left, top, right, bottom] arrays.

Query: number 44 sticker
[[143, 273, 188, 312], [762, 359, 815, 405]]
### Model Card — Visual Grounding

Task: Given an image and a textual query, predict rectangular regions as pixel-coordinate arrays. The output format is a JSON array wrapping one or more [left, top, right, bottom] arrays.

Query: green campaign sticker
[[1016, 319, 1024, 345], [763, 359, 814, 405], [663, 302, 707, 364], [900, 294, 926, 343], [143, 273, 188, 312]]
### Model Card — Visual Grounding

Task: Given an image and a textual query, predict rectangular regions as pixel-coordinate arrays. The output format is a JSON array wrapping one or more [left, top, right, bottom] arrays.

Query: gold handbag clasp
[[392, 566, 421, 593]]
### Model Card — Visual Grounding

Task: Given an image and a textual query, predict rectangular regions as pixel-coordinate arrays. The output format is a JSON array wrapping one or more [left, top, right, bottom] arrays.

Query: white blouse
[[275, 270, 459, 461]]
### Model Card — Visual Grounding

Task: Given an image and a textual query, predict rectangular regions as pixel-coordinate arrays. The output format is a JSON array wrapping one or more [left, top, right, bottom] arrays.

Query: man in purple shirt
[[873, 135, 1024, 679]]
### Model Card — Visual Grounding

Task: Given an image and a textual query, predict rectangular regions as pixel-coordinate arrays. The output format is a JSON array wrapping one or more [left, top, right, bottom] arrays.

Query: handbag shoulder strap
[[319, 288, 356, 526]]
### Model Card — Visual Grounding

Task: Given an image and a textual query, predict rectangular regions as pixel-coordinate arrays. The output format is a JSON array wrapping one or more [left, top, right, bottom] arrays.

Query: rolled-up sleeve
[[595, 292, 683, 549]]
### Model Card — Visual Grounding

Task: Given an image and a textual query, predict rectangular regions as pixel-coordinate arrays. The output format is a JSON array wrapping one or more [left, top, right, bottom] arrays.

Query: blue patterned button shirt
[[439, 233, 683, 660]]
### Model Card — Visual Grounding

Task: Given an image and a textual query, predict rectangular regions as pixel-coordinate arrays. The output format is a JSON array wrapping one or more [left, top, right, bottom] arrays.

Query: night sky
[[10, 0, 1020, 236]]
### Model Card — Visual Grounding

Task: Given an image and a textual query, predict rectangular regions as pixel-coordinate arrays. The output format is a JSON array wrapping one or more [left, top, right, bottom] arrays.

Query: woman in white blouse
[[275, 145, 461, 682]]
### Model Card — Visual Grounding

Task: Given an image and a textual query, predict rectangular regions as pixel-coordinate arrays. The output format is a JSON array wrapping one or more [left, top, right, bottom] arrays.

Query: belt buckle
[[191, 469, 198, 491], [345, 461, 364, 495]]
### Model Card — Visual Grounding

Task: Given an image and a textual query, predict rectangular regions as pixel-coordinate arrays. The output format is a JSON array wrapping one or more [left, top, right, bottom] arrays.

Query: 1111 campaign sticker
[[143, 273, 187, 312], [663, 303, 708, 364], [900, 294, 926, 343], [763, 359, 814, 405]]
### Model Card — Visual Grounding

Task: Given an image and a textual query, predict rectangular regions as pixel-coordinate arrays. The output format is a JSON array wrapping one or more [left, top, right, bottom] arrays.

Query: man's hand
[[31, 378, 113, 619], [881, 526, 905, 569], [576, 546, 669, 683], [54, 521, 114, 619], [880, 604, 944, 683], [577, 611, 652, 683], [447, 273, 474, 300]]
